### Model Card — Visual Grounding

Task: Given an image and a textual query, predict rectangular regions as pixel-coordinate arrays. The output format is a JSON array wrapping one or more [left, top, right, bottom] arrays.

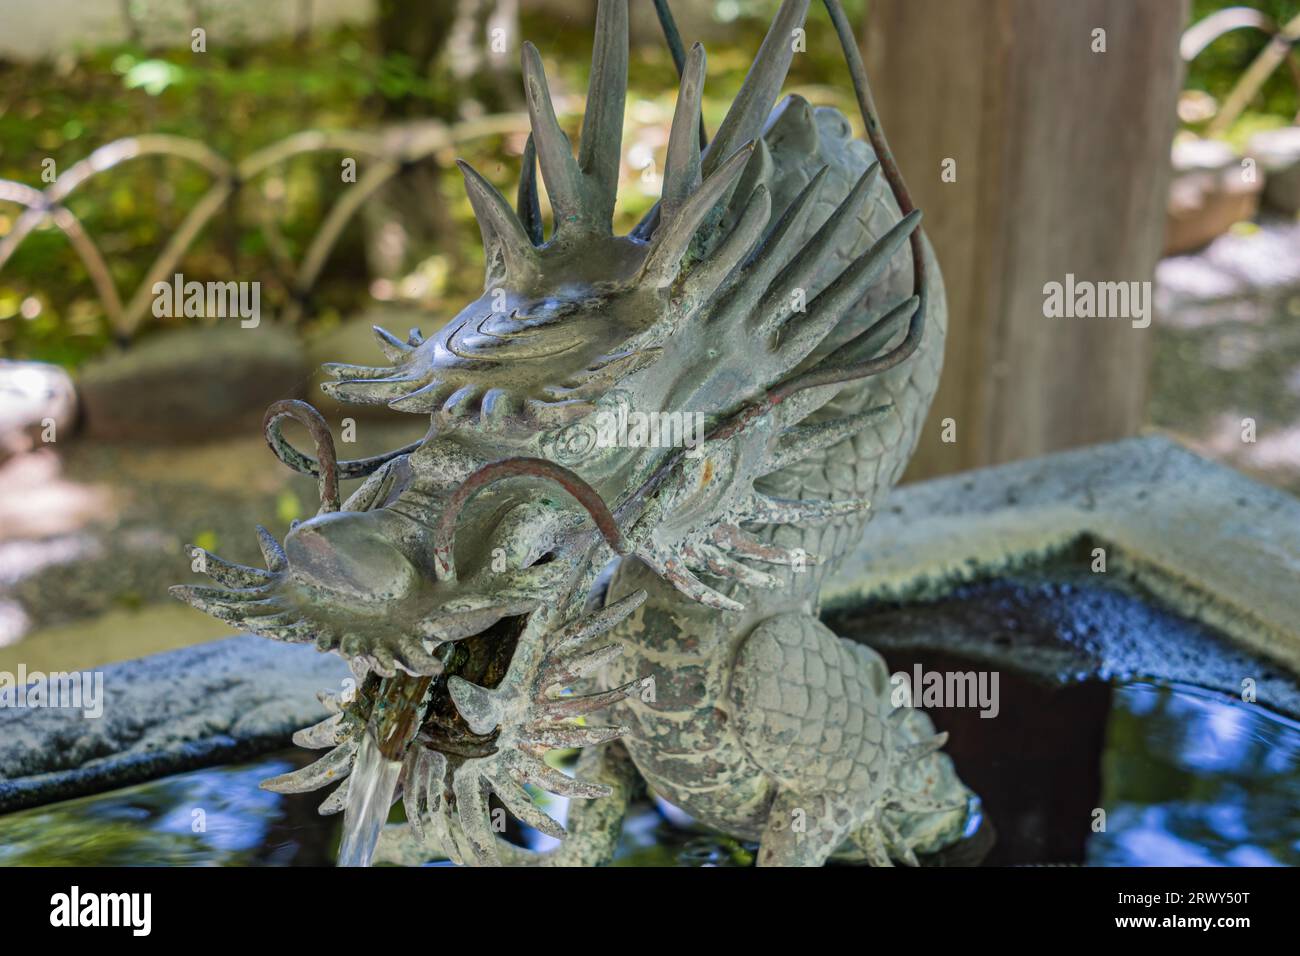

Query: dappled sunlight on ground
[[1151, 216, 1300, 497], [0, 448, 113, 541]]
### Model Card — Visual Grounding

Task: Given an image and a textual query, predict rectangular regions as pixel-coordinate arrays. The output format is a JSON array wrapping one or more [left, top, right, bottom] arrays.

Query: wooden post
[[864, 0, 1189, 479]]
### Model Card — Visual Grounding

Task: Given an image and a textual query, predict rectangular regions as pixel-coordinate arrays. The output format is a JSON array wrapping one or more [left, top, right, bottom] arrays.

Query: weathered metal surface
[[172, 0, 972, 866]]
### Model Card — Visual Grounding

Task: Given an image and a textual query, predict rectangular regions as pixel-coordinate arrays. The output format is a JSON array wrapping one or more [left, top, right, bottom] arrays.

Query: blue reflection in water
[[0, 681, 1296, 866], [1089, 682, 1300, 866], [0, 757, 340, 866]]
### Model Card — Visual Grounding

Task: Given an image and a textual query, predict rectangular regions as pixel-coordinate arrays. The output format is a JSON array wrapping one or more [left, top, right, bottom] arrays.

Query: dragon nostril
[[284, 511, 420, 602]]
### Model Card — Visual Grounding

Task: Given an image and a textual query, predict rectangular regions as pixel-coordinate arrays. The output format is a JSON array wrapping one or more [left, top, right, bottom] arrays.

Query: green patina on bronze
[[172, 0, 976, 866]]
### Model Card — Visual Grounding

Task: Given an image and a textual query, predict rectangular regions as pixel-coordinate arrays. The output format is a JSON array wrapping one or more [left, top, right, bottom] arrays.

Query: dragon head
[[171, 0, 930, 865]]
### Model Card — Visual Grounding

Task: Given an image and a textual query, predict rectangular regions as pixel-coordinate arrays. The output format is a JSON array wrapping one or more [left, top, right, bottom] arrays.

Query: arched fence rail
[[0, 115, 529, 339]]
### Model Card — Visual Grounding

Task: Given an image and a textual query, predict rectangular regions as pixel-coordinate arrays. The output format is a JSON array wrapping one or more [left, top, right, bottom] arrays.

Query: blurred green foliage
[[1185, 0, 1300, 140], [0, 0, 1285, 368]]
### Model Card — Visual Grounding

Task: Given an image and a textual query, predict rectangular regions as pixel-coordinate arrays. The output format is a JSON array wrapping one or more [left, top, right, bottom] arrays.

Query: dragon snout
[[284, 509, 423, 604]]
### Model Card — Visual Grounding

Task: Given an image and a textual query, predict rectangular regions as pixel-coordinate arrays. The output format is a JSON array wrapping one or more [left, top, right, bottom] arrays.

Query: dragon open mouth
[[171, 397, 658, 865]]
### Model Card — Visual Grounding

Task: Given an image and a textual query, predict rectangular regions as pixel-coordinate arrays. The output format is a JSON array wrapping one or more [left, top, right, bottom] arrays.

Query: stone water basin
[[1, 565, 1298, 866]]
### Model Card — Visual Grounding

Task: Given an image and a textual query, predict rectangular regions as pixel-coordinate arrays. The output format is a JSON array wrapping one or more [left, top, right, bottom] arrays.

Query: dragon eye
[[544, 419, 600, 465]]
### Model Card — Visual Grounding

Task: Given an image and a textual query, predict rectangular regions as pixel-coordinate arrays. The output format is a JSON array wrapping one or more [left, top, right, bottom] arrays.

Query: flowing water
[[335, 728, 403, 867]]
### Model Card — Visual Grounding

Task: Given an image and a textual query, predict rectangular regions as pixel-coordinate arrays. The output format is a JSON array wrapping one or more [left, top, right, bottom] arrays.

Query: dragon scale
[[172, 0, 977, 867]]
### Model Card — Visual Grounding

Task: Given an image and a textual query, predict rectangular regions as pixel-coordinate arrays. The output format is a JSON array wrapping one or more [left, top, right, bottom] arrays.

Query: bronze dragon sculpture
[[172, 0, 978, 867]]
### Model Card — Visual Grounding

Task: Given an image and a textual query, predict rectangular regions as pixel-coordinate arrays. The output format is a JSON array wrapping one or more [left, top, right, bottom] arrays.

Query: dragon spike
[[404, 749, 462, 863], [322, 362, 394, 381], [544, 680, 641, 719], [687, 542, 781, 589], [727, 166, 828, 313], [517, 134, 545, 245], [757, 161, 882, 337], [687, 184, 771, 302], [321, 373, 424, 406], [710, 523, 819, 566], [456, 159, 538, 287], [641, 141, 757, 288], [765, 403, 893, 474], [722, 138, 773, 235], [776, 210, 922, 366], [897, 731, 951, 765], [856, 823, 895, 868], [523, 724, 627, 750], [292, 712, 351, 750], [661, 41, 706, 220], [521, 41, 583, 228], [486, 771, 567, 839], [372, 325, 411, 362], [453, 768, 499, 865], [543, 347, 663, 401], [743, 492, 870, 526], [554, 588, 647, 653], [879, 814, 921, 867], [189, 547, 271, 589], [577, 0, 628, 231], [317, 781, 350, 816], [817, 295, 920, 371], [638, 549, 744, 612], [244, 614, 317, 644], [261, 738, 358, 794], [504, 748, 612, 800], [388, 380, 455, 414], [703, 0, 810, 177], [546, 642, 624, 686], [167, 584, 276, 623]]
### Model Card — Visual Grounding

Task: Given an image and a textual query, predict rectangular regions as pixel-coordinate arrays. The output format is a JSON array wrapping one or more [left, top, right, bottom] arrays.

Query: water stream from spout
[[337, 726, 403, 867]]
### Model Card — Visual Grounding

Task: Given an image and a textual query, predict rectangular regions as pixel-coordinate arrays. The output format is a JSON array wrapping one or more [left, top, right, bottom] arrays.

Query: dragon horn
[[516, 134, 544, 245], [686, 184, 771, 301], [520, 41, 583, 228], [764, 404, 893, 474], [456, 159, 538, 288], [641, 141, 756, 287], [577, 0, 628, 232], [756, 162, 883, 336], [702, 0, 810, 176], [775, 210, 923, 368], [661, 41, 706, 221]]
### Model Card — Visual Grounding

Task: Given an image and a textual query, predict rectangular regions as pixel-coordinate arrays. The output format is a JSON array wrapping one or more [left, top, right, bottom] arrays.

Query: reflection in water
[[1091, 682, 1300, 866], [0, 681, 1296, 866], [0, 758, 339, 866]]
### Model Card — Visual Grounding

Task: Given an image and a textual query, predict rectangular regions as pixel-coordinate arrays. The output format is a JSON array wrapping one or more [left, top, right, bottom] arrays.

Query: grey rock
[[78, 324, 307, 442], [0, 635, 348, 812]]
